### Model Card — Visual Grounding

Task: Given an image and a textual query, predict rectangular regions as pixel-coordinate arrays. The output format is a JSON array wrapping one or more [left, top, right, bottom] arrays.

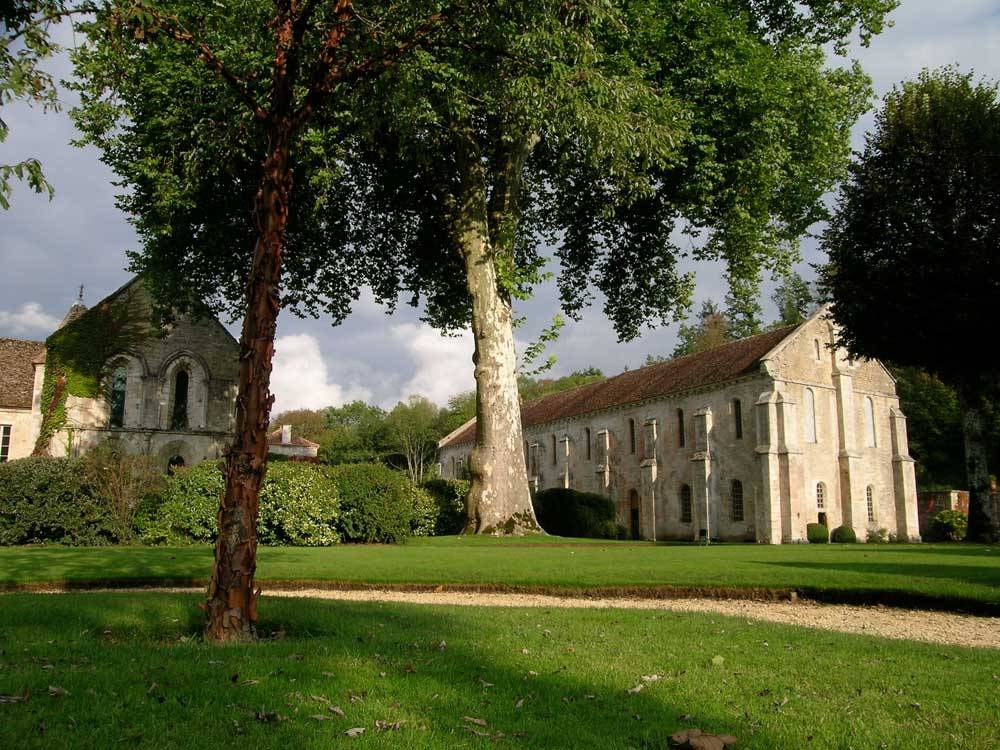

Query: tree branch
[[119, 2, 268, 121]]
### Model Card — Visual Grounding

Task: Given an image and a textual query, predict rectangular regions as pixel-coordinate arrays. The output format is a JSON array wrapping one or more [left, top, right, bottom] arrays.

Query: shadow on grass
[[0, 592, 770, 749]]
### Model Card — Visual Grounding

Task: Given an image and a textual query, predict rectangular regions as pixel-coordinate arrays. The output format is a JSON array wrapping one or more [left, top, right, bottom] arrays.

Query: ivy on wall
[[33, 286, 153, 456]]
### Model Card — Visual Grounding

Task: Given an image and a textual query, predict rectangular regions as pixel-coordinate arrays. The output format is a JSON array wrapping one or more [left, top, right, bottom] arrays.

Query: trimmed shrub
[[806, 522, 829, 544], [831, 525, 857, 543], [409, 486, 438, 537], [137, 461, 339, 546], [930, 509, 968, 541], [420, 479, 469, 535], [532, 488, 617, 539], [326, 463, 414, 543], [0, 456, 115, 545]]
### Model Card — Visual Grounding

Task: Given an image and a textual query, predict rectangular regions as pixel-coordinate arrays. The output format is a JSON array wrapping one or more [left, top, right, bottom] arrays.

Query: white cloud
[[0, 302, 60, 336], [270, 334, 372, 413], [391, 323, 476, 407]]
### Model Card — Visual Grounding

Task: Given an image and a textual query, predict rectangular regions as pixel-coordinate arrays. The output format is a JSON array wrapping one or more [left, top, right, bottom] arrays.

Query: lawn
[[1, 537, 999, 610], [1, 592, 998, 749]]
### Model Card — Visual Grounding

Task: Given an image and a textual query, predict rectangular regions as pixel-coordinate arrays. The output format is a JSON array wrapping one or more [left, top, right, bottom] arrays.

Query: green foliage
[[420, 479, 470, 536], [771, 272, 816, 327], [867, 527, 888, 544], [930, 509, 969, 542], [319, 401, 392, 466], [0, 456, 115, 545], [137, 461, 339, 546], [82, 441, 163, 543], [672, 300, 733, 358], [831, 525, 857, 543], [517, 368, 606, 403], [821, 68, 1000, 380], [807, 523, 830, 544], [326, 463, 415, 544], [268, 408, 331, 444], [34, 284, 151, 455], [385, 395, 441, 483], [531, 488, 618, 539]]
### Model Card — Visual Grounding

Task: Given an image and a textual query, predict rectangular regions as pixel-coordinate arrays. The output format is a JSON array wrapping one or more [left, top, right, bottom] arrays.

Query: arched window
[[733, 399, 743, 439], [866, 485, 876, 523], [109, 366, 127, 428], [628, 488, 640, 539], [551, 434, 557, 465], [680, 484, 692, 523], [731, 480, 744, 522], [677, 409, 685, 447], [585, 427, 592, 461], [804, 388, 817, 443], [864, 396, 877, 447], [628, 418, 636, 454], [816, 481, 826, 510], [814, 339, 822, 361], [171, 369, 189, 430]]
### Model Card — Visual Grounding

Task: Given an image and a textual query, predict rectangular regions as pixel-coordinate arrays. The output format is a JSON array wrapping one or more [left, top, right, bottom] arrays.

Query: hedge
[[420, 479, 470, 535], [325, 463, 415, 544], [806, 522, 830, 544], [0, 456, 115, 545], [930, 509, 968, 541], [137, 461, 340, 546], [532, 487, 618, 539], [831, 525, 857, 543]]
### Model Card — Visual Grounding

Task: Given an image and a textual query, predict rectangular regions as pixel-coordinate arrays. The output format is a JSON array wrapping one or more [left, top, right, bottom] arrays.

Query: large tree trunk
[[204, 128, 292, 641], [961, 397, 999, 542], [454, 139, 540, 535]]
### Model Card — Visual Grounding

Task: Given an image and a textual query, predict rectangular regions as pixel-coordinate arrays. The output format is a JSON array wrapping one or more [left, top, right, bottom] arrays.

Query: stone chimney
[[281, 424, 292, 444]]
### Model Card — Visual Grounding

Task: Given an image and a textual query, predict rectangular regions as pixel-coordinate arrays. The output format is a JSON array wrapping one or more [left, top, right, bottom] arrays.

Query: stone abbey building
[[439, 310, 921, 543], [0, 278, 238, 469]]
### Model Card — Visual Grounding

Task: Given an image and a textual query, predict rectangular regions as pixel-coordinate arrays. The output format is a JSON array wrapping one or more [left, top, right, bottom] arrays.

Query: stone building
[[0, 278, 239, 469], [438, 310, 921, 543], [268, 425, 321, 459]]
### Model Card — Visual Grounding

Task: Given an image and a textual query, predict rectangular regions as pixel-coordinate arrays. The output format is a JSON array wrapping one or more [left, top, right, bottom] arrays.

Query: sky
[[2, 1, 999, 414]]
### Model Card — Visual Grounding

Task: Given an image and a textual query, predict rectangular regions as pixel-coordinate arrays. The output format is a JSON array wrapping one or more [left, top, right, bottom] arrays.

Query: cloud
[[391, 323, 476, 407], [0, 302, 61, 337], [270, 334, 372, 413]]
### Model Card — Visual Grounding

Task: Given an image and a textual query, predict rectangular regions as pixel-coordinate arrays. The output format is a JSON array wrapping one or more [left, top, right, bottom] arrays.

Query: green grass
[[2, 537, 999, 608], [1, 592, 998, 749]]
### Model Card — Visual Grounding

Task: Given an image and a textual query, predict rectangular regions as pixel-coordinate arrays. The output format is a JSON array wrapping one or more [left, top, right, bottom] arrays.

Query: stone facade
[[0, 278, 239, 469], [438, 310, 921, 543]]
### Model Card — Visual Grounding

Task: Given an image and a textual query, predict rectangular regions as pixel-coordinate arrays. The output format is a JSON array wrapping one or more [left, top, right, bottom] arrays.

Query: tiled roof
[[267, 427, 320, 448], [0, 338, 46, 409], [440, 325, 798, 448]]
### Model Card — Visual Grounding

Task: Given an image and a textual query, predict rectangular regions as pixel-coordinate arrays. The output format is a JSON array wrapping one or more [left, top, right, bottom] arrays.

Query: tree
[[0, 0, 81, 208], [771, 272, 817, 327], [82, 440, 164, 542], [820, 68, 1000, 541], [71, 0, 455, 640], [349, 0, 887, 533], [671, 300, 733, 358], [517, 368, 606, 403], [319, 400, 391, 465], [385, 395, 440, 483]]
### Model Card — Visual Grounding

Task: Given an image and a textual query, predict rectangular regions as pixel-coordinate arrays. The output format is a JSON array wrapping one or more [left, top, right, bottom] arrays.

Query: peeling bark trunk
[[454, 138, 540, 535], [961, 399, 999, 542], [204, 127, 292, 641]]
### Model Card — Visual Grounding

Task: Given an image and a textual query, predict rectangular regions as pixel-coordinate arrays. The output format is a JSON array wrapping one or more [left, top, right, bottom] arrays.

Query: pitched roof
[[267, 427, 320, 448], [0, 338, 46, 409], [440, 324, 798, 448]]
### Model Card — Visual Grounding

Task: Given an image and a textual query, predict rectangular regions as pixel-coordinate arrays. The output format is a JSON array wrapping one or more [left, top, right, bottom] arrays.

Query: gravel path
[[33, 586, 1000, 650]]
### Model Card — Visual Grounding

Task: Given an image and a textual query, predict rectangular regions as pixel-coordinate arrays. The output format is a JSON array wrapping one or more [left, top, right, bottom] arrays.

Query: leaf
[[515, 698, 525, 709], [345, 727, 365, 737], [462, 716, 488, 727], [254, 710, 286, 722], [627, 684, 645, 695], [375, 720, 403, 732], [641, 674, 662, 682], [0, 688, 29, 704], [309, 714, 333, 721], [47, 686, 68, 697], [710, 655, 725, 667], [329, 705, 346, 717]]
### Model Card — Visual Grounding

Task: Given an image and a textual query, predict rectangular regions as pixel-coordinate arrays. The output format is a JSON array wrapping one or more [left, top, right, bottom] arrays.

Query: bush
[[326, 463, 415, 543], [82, 443, 164, 543], [137, 461, 340, 546], [867, 527, 889, 544], [806, 523, 829, 544], [930, 509, 968, 541], [409, 486, 438, 537], [831, 525, 857, 543], [420, 479, 469, 535], [0, 456, 115, 545], [532, 488, 617, 539]]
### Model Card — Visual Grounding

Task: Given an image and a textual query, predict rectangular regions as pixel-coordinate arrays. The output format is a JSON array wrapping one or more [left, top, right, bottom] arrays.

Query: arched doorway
[[628, 488, 640, 540], [167, 454, 186, 475]]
